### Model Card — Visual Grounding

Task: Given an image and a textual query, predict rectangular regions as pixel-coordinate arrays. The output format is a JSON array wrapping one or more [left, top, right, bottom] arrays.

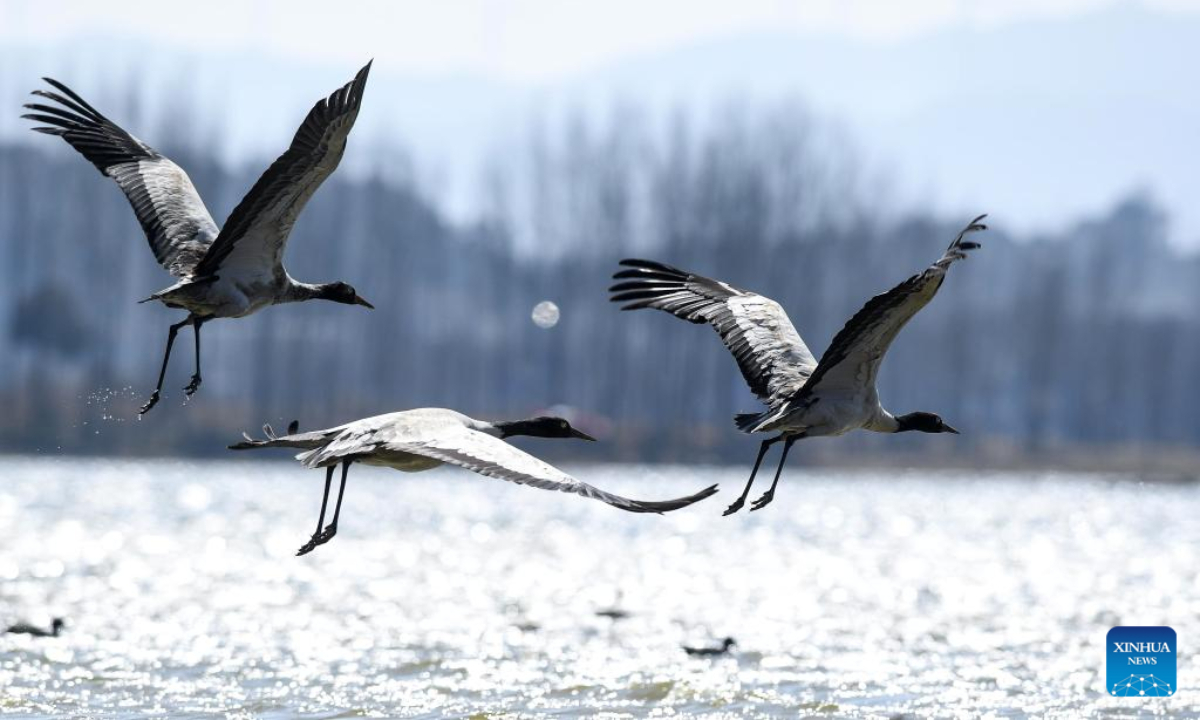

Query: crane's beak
[[354, 295, 375, 309], [943, 424, 960, 434], [570, 428, 597, 441]]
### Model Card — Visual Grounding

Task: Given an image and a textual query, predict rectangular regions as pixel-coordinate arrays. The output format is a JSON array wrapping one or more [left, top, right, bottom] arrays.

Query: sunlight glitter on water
[[1, 457, 1199, 717]]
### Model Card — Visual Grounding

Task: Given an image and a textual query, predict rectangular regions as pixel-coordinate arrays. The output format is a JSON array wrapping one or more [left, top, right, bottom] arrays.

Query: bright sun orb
[[532, 301, 560, 329]]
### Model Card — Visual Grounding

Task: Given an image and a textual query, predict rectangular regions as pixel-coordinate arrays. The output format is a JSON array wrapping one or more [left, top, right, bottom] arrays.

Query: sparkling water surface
[[1, 457, 1198, 718]]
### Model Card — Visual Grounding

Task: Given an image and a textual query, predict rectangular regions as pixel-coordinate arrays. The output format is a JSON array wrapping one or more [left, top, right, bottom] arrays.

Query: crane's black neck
[[286, 281, 339, 303], [490, 416, 592, 441], [894, 411, 951, 434], [492, 419, 541, 439]]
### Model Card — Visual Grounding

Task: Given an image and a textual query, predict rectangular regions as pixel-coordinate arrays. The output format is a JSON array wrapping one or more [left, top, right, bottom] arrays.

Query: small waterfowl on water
[[594, 591, 631, 621], [5, 618, 65, 637], [611, 215, 986, 515], [683, 637, 736, 657], [231, 408, 719, 556], [24, 62, 376, 414]]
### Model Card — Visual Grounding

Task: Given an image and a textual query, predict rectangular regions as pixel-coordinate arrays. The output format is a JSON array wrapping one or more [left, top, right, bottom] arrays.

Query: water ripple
[[0, 459, 1197, 717]]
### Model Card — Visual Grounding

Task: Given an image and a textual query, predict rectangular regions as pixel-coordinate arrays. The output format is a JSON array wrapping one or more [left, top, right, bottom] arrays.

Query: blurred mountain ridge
[[1, 3, 1198, 243]]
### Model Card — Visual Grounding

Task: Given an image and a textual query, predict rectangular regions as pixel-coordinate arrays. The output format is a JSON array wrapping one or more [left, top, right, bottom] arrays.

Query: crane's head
[[895, 411, 959, 434], [496, 416, 596, 441], [319, 281, 374, 309]]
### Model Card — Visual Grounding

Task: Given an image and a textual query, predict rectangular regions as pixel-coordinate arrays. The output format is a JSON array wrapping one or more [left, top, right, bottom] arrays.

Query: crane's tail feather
[[734, 412, 767, 433], [228, 421, 326, 451]]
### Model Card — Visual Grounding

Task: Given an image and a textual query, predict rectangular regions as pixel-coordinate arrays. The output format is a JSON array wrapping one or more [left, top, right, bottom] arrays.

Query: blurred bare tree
[[2, 99, 1198, 466]]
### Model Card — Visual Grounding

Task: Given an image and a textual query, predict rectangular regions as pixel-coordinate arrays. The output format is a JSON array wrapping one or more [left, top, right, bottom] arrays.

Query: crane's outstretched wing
[[610, 259, 817, 406], [796, 215, 986, 400], [23, 79, 218, 278], [273, 416, 717, 514], [191, 61, 372, 278], [397, 428, 717, 513]]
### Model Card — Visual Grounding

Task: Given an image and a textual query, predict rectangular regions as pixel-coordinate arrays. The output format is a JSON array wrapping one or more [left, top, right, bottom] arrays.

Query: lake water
[[1, 457, 1198, 718]]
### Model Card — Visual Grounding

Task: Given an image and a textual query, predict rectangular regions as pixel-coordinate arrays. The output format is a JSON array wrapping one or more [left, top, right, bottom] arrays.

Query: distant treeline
[[2, 101, 1198, 466]]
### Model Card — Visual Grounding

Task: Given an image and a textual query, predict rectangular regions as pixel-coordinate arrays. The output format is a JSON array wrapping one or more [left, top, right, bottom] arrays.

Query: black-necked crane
[[23, 62, 376, 414], [610, 215, 986, 515], [230, 408, 719, 555]]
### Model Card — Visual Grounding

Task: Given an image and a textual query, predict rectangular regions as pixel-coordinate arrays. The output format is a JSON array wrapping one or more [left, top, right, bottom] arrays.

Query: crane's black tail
[[229, 421, 327, 450]]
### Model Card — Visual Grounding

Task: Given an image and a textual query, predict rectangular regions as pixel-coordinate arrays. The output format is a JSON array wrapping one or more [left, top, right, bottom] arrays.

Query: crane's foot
[[296, 533, 322, 557], [315, 524, 339, 546], [138, 390, 161, 415], [722, 497, 746, 516], [296, 524, 339, 556], [749, 489, 775, 512], [183, 375, 202, 397]]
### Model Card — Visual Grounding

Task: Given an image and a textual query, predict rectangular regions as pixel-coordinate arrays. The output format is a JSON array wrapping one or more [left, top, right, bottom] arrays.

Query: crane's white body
[[612, 217, 985, 439], [611, 217, 985, 513], [27, 63, 373, 321], [233, 408, 719, 514]]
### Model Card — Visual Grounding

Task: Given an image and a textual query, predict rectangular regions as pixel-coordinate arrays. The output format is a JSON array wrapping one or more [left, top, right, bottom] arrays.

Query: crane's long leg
[[750, 436, 799, 512], [183, 318, 206, 397], [723, 437, 781, 516], [139, 317, 192, 415], [296, 466, 336, 557], [312, 461, 352, 548]]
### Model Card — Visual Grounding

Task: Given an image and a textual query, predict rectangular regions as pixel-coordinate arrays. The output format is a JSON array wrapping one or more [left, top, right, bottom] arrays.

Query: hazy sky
[[6, 0, 1200, 244], [4, 0, 1196, 82]]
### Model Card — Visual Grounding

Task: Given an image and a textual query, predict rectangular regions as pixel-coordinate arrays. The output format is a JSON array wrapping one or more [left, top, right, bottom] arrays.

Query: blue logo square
[[1107, 626, 1176, 697]]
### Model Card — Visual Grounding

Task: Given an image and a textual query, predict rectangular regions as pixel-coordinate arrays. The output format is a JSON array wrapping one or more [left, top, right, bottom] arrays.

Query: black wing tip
[[354, 60, 373, 86], [346, 60, 373, 103], [963, 214, 988, 233], [617, 258, 683, 271], [35, 78, 96, 110], [26, 83, 111, 133], [609, 289, 667, 302], [612, 260, 690, 283], [39, 77, 67, 92], [949, 214, 988, 253], [608, 280, 646, 292], [637, 483, 720, 513]]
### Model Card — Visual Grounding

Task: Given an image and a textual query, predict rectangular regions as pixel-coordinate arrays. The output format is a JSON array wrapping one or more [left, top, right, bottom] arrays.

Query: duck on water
[[5, 618, 65, 638]]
